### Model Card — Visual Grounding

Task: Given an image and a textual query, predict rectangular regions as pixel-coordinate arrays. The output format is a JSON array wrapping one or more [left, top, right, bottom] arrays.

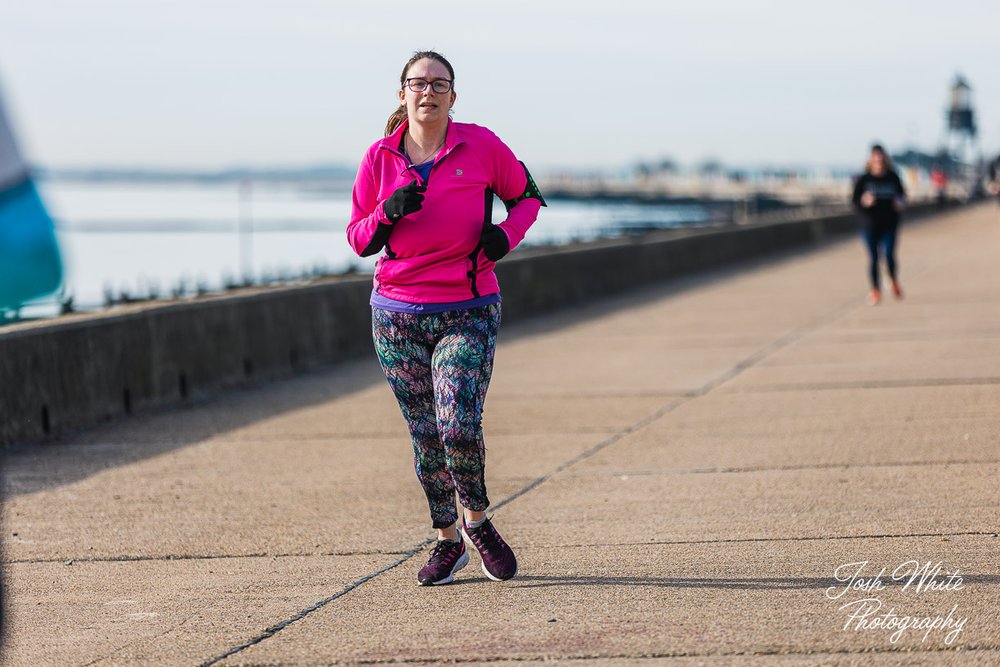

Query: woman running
[[852, 144, 906, 305], [347, 51, 544, 585]]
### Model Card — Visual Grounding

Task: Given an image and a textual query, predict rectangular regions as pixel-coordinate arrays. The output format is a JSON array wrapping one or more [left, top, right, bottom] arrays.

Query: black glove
[[480, 224, 510, 262], [384, 182, 426, 222]]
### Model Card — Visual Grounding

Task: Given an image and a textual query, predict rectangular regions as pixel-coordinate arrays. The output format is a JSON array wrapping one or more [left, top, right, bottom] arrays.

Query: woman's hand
[[860, 191, 876, 208], [384, 182, 426, 222], [480, 224, 510, 262]]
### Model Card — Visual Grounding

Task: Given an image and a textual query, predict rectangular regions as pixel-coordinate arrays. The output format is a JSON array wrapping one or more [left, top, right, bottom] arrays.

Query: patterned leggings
[[372, 302, 501, 529]]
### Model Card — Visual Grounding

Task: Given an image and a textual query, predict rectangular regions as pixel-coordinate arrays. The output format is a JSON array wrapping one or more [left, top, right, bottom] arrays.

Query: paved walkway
[[3, 203, 1000, 666]]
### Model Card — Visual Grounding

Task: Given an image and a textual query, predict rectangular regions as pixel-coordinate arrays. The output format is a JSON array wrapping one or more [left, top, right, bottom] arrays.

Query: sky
[[1, 0, 998, 172]]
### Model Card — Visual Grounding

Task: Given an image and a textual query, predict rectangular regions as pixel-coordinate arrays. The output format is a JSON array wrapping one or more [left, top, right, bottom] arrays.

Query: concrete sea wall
[[0, 204, 946, 445]]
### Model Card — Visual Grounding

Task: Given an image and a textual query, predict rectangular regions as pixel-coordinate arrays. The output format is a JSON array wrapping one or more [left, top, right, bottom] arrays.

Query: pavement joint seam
[[11, 530, 998, 567], [550, 529, 1000, 549], [81, 610, 202, 667], [491, 391, 698, 399], [197, 543, 433, 667], [575, 458, 1000, 477], [15, 427, 625, 449], [330, 644, 1000, 664], [725, 376, 1000, 393], [195, 289, 890, 663], [813, 331, 1000, 343], [4, 548, 416, 566]]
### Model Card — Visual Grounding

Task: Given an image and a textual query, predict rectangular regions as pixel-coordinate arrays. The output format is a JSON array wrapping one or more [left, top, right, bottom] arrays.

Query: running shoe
[[461, 515, 518, 581], [868, 288, 881, 306], [417, 538, 468, 586], [891, 281, 904, 299]]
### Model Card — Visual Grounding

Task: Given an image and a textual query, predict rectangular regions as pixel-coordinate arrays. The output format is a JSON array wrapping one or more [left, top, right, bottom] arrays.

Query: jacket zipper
[[381, 139, 481, 297]]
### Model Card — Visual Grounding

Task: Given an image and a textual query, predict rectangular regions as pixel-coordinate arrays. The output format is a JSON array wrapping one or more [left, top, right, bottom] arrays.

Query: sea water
[[25, 179, 708, 314]]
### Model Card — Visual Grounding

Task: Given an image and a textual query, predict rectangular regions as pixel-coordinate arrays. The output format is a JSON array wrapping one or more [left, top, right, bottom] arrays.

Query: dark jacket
[[852, 170, 906, 227]]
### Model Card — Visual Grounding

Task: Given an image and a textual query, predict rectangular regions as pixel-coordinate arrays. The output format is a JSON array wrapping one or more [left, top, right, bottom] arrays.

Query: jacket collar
[[379, 118, 462, 156]]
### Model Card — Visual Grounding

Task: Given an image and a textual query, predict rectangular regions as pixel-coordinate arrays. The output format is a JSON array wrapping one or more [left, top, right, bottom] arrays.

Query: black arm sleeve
[[502, 161, 548, 213], [851, 175, 866, 210]]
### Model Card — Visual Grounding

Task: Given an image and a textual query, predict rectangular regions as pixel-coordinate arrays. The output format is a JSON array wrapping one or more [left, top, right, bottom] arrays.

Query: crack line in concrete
[[14, 529, 998, 569], [569, 458, 1000, 478], [82, 610, 203, 667], [727, 376, 1000, 393], [551, 529, 1000, 549], [198, 542, 433, 667], [336, 643, 1000, 664], [4, 548, 415, 566], [491, 390, 698, 399]]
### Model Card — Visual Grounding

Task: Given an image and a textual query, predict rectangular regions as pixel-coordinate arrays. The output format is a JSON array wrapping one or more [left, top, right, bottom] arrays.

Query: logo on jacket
[[455, 169, 463, 176]]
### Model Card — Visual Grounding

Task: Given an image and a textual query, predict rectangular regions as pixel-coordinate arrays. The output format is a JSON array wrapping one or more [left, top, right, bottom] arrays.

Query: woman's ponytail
[[384, 104, 407, 137]]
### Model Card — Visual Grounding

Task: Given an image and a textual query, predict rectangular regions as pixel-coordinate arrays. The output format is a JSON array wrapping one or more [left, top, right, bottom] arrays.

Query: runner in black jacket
[[852, 144, 906, 305], [989, 155, 1000, 204]]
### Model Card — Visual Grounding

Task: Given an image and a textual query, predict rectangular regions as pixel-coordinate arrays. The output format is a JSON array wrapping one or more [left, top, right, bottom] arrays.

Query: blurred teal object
[[0, 177, 63, 311], [0, 80, 63, 315]]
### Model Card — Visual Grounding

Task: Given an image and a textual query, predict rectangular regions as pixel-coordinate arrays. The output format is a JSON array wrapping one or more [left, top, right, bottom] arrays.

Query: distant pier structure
[[942, 74, 980, 168]]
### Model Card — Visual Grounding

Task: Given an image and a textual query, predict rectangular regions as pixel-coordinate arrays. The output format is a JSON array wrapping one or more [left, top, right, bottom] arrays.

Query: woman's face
[[870, 150, 886, 175], [398, 58, 456, 126]]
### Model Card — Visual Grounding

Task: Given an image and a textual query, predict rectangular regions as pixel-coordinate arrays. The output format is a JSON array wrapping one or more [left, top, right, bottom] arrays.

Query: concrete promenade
[[3, 203, 1000, 665]]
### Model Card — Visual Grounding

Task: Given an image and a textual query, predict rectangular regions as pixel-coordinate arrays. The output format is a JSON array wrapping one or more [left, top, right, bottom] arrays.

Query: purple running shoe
[[417, 538, 468, 586], [461, 515, 518, 581]]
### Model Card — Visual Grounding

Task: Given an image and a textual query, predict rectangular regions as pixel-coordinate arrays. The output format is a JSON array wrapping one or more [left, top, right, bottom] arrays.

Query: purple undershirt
[[371, 290, 501, 314], [410, 158, 434, 182]]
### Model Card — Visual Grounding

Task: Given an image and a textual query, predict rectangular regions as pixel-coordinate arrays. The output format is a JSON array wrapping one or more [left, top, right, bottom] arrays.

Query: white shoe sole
[[461, 526, 518, 582], [481, 561, 518, 582]]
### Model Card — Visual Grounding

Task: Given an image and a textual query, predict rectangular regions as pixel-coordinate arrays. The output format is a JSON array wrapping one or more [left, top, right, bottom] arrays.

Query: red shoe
[[891, 281, 903, 299], [867, 289, 881, 306]]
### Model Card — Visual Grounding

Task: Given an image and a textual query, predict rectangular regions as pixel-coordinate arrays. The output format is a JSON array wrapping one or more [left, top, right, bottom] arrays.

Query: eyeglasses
[[403, 78, 453, 94]]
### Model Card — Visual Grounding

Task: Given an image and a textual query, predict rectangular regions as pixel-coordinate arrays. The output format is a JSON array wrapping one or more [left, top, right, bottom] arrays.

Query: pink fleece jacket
[[347, 120, 541, 303]]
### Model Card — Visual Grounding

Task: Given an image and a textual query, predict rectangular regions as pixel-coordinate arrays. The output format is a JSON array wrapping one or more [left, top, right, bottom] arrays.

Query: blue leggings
[[862, 224, 898, 289]]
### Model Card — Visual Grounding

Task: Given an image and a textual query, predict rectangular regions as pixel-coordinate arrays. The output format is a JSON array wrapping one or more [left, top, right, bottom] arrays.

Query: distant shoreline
[[32, 165, 357, 184]]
